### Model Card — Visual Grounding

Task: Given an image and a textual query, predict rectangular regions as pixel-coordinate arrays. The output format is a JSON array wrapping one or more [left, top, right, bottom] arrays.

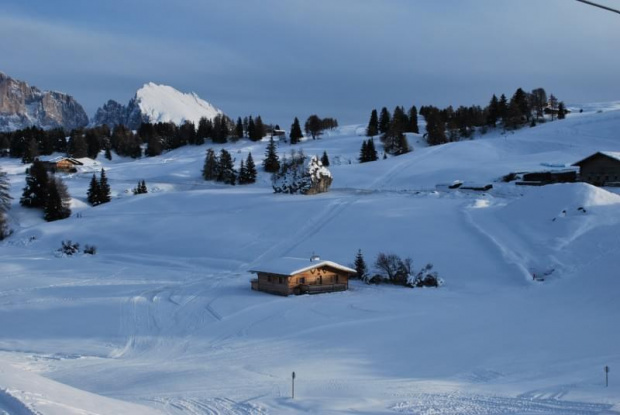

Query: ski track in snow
[[245, 197, 354, 269], [391, 393, 617, 415], [148, 397, 266, 415]]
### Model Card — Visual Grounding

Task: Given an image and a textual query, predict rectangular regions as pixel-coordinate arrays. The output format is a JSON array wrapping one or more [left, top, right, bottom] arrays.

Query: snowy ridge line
[[0, 389, 41, 415]]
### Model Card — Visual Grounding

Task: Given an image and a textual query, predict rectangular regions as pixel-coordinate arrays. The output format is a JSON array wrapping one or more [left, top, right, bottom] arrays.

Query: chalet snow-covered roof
[[573, 151, 620, 166], [249, 257, 356, 276]]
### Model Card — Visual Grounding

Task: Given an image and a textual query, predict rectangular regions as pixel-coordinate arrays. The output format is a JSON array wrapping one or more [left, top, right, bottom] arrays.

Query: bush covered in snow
[[272, 151, 333, 195]]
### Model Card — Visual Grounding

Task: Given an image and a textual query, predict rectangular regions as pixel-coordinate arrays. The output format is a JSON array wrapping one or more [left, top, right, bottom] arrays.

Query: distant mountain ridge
[[92, 83, 223, 129], [0, 72, 89, 132]]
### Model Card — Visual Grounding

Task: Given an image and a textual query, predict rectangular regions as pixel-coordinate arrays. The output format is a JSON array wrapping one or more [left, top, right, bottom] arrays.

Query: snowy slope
[[132, 82, 222, 126], [0, 105, 619, 414]]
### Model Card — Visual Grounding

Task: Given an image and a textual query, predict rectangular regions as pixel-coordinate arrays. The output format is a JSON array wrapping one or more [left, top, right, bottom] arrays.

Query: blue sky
[[2, 0, 619, 126]]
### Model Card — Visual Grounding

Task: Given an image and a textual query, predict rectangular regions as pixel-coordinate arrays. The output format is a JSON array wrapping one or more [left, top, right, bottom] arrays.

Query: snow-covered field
[[1, 106, 619, 414]]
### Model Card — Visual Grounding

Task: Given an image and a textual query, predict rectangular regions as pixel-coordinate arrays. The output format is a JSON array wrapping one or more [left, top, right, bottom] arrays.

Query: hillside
[[0, 106, 619, 414]]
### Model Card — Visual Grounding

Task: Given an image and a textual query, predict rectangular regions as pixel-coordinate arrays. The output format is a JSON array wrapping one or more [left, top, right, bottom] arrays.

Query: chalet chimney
[[310, 253, 320, 262]]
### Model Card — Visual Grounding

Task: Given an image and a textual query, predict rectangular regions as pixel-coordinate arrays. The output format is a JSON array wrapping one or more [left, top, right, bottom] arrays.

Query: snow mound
[[134, 82, 222, 126], [502, 183, 620, 218], [495, 183, 620, 253]]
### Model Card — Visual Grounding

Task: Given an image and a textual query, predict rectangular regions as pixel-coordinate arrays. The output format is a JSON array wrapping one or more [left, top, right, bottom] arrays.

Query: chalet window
[[267, 275, 272, 283], [335, 275, 339, 283], [299, 277, 305, 284], [278, 277, 283, 284]]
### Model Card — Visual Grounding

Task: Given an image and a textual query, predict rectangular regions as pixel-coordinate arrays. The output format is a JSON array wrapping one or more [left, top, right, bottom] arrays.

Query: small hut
[[572, 152, 620, 186], [250, 256, 355, 296]]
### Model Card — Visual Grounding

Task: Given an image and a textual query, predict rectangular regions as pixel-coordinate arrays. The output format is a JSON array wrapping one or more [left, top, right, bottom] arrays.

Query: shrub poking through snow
[[59, 240, 80, 256], [272, 152, 332, 195], [371, 252, 443, 288], [83, 245, 97, 255], [408, 263, 443, 287]]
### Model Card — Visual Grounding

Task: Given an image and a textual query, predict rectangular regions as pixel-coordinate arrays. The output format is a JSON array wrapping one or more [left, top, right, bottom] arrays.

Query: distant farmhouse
[[250, 256, 356, 296], [573, 152, 620, 187]]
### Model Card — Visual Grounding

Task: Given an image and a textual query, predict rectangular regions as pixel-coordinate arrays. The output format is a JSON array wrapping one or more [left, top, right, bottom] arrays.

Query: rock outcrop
[[0, 72, 89, 132]]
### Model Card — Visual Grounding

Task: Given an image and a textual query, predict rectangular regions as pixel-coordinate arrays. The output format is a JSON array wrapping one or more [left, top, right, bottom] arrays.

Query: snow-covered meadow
[[1, 105, 619, 414]]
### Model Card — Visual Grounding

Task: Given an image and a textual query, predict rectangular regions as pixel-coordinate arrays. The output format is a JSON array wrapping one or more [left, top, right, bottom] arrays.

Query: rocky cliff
[[0, 72, 89, 132]]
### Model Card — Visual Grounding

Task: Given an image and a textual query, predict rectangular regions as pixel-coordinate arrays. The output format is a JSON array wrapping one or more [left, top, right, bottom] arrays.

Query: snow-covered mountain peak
[[133, 82, 222, 126]]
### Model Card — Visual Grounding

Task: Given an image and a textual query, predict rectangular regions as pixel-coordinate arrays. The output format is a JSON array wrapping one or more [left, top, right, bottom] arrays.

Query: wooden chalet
[[572, 152, 620, 187], [40, 157, 84, 173], [250, 256, 356, 296]]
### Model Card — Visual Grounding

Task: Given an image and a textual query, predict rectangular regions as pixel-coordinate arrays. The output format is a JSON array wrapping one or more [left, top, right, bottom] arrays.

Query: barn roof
[[249, 257, 356, 276], [573, 151, 620, 166]]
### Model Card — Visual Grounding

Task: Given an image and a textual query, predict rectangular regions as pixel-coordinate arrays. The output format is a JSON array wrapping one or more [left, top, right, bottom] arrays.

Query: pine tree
[[0, 167, 11, 239], [321, 151, 330, 167], [235, 117, 244, 139], [558, 102, 567, 120], [486, 94, 499, 126], [366, 109, 379, 137], [425, 108, 448, 146], [87, 174, 101, 205], [0, 167, 11, 215], [254, 116, 265, 141], [498, 94, 509, 122], [98, 169, 111, 204], [263, 137, 280, 173], [20, 160, 49, 208], [391, 106, 408, 135], [104, 146, 112, 160], [217, 149, 236, 185], [133, 180, 148, 194], [145, 135, 163, 157], [22, 138, 39, 164], [290, 117, 303, 144], [359, 140, 368, 163], [247, 116, 256, 141], [197, 117, 213, 141], [408, 105, 419, 134], [238, 160, 247, 184], [67, 131, 88, 158], [354, 249, 368, 280], [245, 152, 257, 183], [379, 107, 391, 134], [44, 177, 71, 222], [367, 138, 378, 161], [202, 148, 218, 180]]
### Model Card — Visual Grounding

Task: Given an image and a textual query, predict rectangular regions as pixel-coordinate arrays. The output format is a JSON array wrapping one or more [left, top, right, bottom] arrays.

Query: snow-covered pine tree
[[272, 153, 332, 195]]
